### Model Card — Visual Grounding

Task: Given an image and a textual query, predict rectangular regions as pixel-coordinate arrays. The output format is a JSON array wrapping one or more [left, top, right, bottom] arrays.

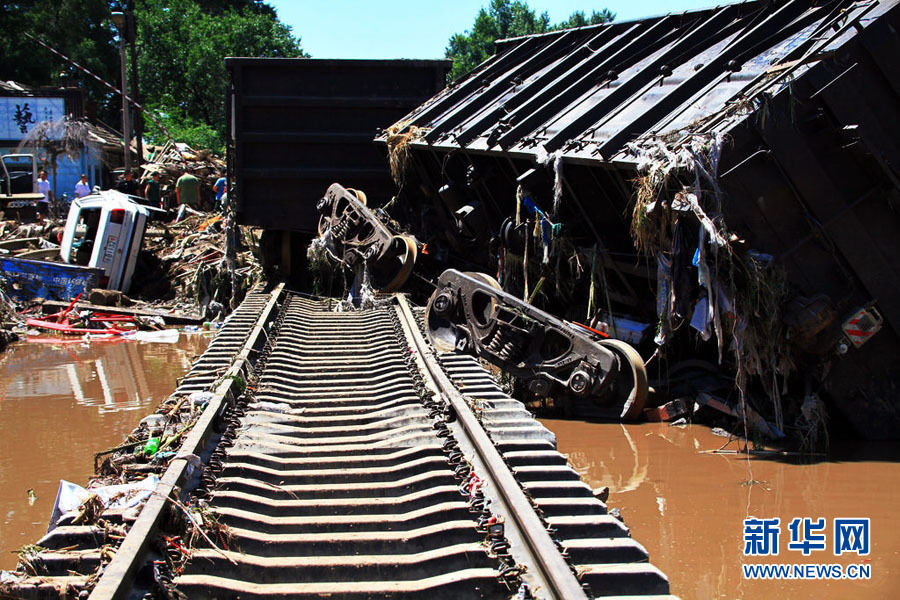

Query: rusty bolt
[[527, 378, 551, 396]]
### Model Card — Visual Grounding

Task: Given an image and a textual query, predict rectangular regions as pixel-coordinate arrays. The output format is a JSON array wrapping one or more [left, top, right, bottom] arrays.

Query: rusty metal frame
[[316, 183, 418, 293], [425, 269, 646, 419]]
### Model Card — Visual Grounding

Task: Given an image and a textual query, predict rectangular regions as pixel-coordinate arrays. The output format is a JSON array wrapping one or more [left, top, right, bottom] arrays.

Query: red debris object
[[570, 321, 610, 338], [25, 293, 130, 336], [89, 313, 136, 324], [645, 398, 690, 422], [25, 318, 126, 336]]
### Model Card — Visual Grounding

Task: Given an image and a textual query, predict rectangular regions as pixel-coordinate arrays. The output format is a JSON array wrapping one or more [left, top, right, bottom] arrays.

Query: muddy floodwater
[[0, 333, 210, 570], [542, 419, 900, 599], [2, 337, 898, 598]]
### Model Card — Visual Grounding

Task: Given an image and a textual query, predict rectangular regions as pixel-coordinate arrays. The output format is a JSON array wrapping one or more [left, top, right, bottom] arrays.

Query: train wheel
[[597, 339, 648, 421], [372, 234, 417, 293]]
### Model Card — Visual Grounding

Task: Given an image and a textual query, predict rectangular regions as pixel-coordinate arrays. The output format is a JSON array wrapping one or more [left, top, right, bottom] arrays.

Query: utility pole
[[126, 3, 143, 168], [111, 11, 130, 174]]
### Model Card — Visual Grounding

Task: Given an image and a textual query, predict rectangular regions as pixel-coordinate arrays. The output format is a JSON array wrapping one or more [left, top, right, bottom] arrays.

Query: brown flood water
[[2, 335, 898, 597], [0, 333, 210, 570], [542, 419, 900, 599]]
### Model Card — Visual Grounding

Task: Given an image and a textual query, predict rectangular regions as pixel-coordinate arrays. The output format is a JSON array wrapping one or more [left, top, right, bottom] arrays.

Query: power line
[[24, 32, 185, 162]]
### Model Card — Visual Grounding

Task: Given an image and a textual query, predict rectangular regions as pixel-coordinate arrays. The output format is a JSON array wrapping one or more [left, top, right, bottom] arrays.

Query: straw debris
[[625, 131, 800, 444], [385, 120, 427, 188]]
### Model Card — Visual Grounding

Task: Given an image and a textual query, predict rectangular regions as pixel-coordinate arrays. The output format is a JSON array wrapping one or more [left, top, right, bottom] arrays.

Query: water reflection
[[542, 419, 900, 599], [1, 337, 199, 413], [0, 334, 210, 569]]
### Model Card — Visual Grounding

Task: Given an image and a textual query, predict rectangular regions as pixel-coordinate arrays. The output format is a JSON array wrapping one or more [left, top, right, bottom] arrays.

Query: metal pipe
[[127, 7, 143, 168], [120, 36, 130, 173]]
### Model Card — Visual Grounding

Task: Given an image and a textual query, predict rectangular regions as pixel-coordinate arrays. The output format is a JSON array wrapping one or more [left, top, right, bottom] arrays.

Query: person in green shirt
[[144, 171, 162, 209], [175, 167, 200, 209]]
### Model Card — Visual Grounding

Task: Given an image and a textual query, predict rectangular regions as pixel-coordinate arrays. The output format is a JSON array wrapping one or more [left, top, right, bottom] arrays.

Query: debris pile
[[139, 142, 226, 208], [133, 212, 262, 317], [94, 390, 215, 480], [0, 220, 61, 246], [0, 274, 22, 351], [625, 132, 795, 443], [0, 198, 262, 349], [0, 223, 54, 348], [0, 388, 224, 595]]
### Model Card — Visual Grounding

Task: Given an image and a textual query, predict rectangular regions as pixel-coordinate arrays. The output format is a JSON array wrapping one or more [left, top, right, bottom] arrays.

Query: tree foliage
[[0, 1, 305, 153], [195, 0, 275, 16], [135, 0, 306, 152], [0, 0, 121, 123], [445, 1, 614, 80], [556, 9, 615, 30]]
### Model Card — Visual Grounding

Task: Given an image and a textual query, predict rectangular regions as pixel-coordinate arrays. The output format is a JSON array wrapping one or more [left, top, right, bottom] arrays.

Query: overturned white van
[[59, 190, 149, 293]]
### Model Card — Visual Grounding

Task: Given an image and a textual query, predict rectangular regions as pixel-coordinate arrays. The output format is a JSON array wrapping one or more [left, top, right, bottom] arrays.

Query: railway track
[[2, 287, 673, 600]]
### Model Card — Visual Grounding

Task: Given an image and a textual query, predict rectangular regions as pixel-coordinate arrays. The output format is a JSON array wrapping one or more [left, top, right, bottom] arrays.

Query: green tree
[[446, 0, 614, 80], [556, 9, 614, 29], [135, 0, 306, 152], [0, 0, 121, 124], [0, 1, 304, 153], [446, 0, 550, 80], [195, 0, 275, 16]]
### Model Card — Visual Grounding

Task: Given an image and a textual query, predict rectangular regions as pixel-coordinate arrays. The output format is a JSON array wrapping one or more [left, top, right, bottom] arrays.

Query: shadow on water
[[740, 441, 900, 466]]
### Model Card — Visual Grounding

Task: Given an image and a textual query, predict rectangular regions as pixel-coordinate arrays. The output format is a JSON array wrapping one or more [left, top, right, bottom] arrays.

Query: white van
[[59, 190, 149, 292]]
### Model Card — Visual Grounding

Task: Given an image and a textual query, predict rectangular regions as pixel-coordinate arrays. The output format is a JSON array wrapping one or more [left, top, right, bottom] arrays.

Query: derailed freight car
[[377, 0, 900, 440], [226, 57, 449, 275]]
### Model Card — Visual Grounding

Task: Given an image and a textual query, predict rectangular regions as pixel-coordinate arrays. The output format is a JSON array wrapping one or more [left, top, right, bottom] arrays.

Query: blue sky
[[268, 1, 723, 59]]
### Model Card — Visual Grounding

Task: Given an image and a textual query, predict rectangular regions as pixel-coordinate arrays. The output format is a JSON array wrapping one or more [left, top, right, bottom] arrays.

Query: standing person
[[212, 170, 227, 210], [175, 167, 200, 209], [145, 171, 162, 209], [116, 170, 139, 196], [74, 173, 91, 198], [36, 170, 52, 217]]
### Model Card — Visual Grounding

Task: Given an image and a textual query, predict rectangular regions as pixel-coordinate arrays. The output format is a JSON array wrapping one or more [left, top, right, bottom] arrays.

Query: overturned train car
[[378, 0, 900, 439]]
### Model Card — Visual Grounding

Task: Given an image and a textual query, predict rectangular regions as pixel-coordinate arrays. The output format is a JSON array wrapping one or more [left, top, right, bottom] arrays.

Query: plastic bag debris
[[48, 475, 159, 531]]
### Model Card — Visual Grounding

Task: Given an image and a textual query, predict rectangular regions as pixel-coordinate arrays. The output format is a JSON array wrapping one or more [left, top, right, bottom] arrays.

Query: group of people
[[113, 169, 188, 210], [113, 167, 225, 211], [32, 167, 226, 218], [34, 169, 86, 218]]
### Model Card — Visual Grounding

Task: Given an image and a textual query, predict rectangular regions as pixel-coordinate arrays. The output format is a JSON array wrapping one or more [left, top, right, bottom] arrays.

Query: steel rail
[[394, 295, 589, 600], [89, 282, 285, 600], [2, 289, 671, 599]]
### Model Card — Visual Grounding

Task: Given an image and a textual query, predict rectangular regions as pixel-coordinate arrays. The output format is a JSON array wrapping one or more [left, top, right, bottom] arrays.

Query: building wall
[[0, 97, 64, 139], [1, 146, 103, 202], [1, 94, 103, 203]]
